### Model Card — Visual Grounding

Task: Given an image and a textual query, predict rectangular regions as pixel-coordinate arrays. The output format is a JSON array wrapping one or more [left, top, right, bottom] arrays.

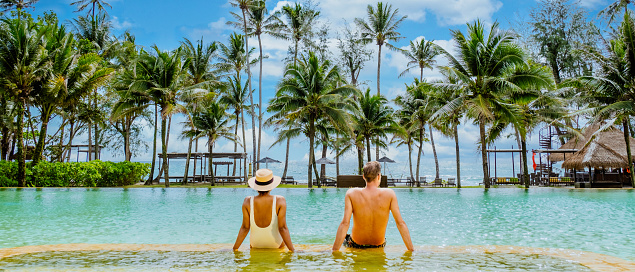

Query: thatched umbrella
[[562, 141, 629, 170], [550, 123, 600, 162]]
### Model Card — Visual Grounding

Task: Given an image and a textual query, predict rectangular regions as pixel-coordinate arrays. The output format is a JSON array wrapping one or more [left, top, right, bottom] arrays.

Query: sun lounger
[[336, 175, 388, 188], [447, 178, 456, 187], [419, 176, 428, 186], [432, 178, 443, 187], [281, 176, 295, 185]]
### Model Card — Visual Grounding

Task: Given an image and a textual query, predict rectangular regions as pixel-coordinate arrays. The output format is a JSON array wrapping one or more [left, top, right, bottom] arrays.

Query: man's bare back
[[332, 161, 414, 251]]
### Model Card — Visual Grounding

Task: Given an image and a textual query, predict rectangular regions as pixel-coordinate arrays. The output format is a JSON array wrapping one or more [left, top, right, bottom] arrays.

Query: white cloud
[[111, 16, 133, 30], [576, 0, 605, 8], [314, 0, 503, 26], [183, 17, 230, 41]]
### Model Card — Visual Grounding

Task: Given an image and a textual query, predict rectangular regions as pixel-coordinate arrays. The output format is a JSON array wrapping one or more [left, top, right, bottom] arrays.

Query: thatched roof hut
[[551, 124, 635, 162], [562, 141, 629, 170]]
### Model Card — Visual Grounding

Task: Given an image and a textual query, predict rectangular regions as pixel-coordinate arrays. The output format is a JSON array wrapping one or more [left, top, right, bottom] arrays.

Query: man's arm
[[276, 196, 295, 252], [332, 191, 353, 251], [232, 197, 250, 250], [389, 191, 414, 251]]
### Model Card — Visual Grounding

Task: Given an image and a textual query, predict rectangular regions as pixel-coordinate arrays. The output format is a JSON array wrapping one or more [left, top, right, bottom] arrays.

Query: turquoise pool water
[[0, 188, 633, 267]]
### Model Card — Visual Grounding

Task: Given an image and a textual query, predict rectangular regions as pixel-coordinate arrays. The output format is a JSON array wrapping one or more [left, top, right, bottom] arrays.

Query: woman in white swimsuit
[[233, 169, 295, 251]]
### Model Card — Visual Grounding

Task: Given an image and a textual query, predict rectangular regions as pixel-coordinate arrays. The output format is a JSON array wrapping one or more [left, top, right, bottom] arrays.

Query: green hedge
[[0, 160, 150, 187]]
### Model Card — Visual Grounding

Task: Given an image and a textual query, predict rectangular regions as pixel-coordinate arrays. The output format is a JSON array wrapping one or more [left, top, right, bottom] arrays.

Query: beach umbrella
[[256, 157, 281, 169], [377, 156, 396, 174], [315, 157, 335, 164]]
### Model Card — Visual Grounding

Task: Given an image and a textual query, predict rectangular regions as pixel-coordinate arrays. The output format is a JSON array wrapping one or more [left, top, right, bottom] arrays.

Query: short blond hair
[[363, 161, 381, 182]]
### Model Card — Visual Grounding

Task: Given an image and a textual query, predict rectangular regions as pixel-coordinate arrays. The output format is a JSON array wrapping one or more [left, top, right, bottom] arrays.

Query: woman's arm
[[276, 196, 295, 252], [232, 197, 250, 250]]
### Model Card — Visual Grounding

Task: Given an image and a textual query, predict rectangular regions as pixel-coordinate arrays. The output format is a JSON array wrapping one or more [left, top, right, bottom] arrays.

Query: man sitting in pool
[[332, 161, 414, 251], [233, 169, 295, 251]]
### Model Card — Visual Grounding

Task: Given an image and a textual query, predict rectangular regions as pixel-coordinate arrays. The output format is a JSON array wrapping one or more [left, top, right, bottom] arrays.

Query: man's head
[[362, 161, 381, 183]]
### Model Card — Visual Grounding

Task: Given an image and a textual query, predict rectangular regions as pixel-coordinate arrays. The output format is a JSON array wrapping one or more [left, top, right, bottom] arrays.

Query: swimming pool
[[0, 188, 634, 270]]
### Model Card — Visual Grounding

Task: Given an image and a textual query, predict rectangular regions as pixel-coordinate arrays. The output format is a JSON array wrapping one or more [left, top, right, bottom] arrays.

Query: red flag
[[532, 152, 537, 171]]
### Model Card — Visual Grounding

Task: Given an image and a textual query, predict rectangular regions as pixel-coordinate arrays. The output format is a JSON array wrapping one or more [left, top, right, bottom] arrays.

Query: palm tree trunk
[[161, 115, 169, 188], [64, 120, 76, 162], [241, 110, 247, 154], [429, 124, 439, 179], [124, 117, 132, 161], [408, 140, 414, 183], [377, 44, 382, 96], [282, 138, 290, 178], [1, 126, 9, 161], [357, 145, 363, 175], [233, 112, 239, 176], [416, 127, 423, 187], [521, 136, 530, 189], [454, 124, 461, 188], [320, 141, 327, 180], [16, 99, 26, 187], [146, 104, 158, 185], [209, 138, 215, 186], [87, 120, 92, 161], [366, 136, 371, 162], [257, 34, 263, 170], [375, 136, 380, 161], [479, 118, 490, 188], [183, 137, 193, 185], [241, 9, 256, 176], [308, 121, 315, 188], [33, 105, 53, 164], [623, 119, 635, 187]]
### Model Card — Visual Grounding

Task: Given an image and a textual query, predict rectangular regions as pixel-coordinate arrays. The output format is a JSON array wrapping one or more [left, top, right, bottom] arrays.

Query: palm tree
[[71, 0, 111, 19], [485, 63, 557, 188], [181, 37, 219, 184], [0, 17, 49, 186], [433, 20, 528, 188], [400, 38, 440, 81], [133, 46, 189, 187], [271, 2, 320, 178], [355, 2, 407, 96], [600, 0, 632, 24], [395, 80, 435, 186], [0, 0, 38, 21], [219, 76, 250, 175], [391, 125, 416, 183], [352, 88, 397, 162], [183, 99, 236, 186], [228, 0, 279, 169], [268, 52, 357, 187], [575, 12, 635, 186]]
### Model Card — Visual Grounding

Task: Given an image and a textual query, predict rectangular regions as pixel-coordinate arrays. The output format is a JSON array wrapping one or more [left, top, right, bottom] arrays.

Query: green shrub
[[0, 161, 150, 187]]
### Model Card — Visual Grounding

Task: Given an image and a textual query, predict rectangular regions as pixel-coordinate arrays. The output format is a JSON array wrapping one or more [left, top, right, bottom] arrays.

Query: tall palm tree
[[71, 0, 112, 19], [0, 17, 49, 186], [400, 38, 440, 81], [268, 52, 357, 188], [432, 21, 529, 188], [219, 76, 250, 175], [272, 2, 320, 178], [600, 0, 632, 24], [132, 46, 189, 187], [183, 99, 236, 186], [355, 2, 407, 96], [228, 0, 279, 169], [0, 0, 38, 21]]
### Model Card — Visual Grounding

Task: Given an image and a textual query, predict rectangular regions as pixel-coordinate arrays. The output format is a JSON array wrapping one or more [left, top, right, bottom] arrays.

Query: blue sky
[[30, 0, 610, 170]]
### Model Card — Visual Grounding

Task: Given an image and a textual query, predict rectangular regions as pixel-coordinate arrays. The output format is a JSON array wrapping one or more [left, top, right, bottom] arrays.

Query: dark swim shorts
[[343, 234, 386, 248]]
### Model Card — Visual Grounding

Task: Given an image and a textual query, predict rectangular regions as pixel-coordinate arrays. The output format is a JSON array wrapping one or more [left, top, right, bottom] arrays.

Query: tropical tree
[[352, 88, 397, 162], [355, 2, 406, 95], [32, 21, 114, 163], [574, 12, 635, 186], [433, 20, 535, 188], [219, 76, 250, 175], [337, 25, 373, 86], [183, 99, 236, 186], [271, 2, 320, 178], [0, 16, 49, 186], [268, 52, 357, 187], [71, 0, 111, 19], [133, 46, 189, 187], [400, 37, 440, 81]]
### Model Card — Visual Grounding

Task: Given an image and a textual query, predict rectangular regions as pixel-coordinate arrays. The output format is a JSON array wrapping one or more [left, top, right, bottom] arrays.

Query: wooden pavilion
[[157, 152, 248, 184]]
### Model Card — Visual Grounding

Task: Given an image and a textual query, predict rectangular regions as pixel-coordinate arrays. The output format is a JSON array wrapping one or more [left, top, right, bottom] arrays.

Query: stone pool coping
[[0, 244, 633, 271]]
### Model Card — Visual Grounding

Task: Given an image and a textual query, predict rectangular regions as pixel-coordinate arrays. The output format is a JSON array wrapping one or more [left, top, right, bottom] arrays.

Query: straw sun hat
[[248, 169, 281, 192]]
